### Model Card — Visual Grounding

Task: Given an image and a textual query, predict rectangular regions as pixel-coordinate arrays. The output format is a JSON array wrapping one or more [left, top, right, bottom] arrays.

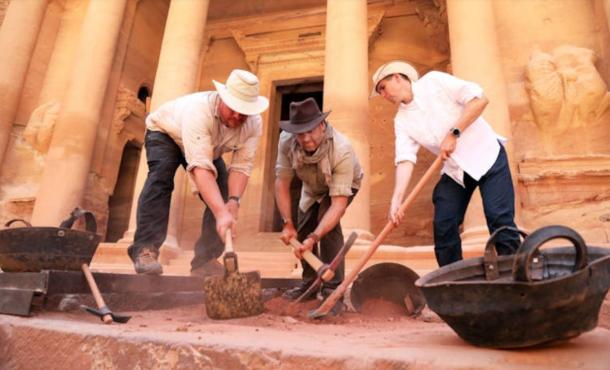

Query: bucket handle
[[512, 225, 588, 282], [4, 218, 33, 228], [59, 207, 97, 234], [483, 226, 529, 281]]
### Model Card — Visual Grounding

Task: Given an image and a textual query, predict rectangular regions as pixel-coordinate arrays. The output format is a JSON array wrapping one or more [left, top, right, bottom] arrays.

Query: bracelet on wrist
[[228, 195, 240, 206], [307, 232, 321, 244]]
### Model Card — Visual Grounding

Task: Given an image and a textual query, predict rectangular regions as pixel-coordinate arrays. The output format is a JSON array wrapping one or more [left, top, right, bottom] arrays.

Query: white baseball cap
[[370, 60, 419, 97], [212, 69, 269, 115]]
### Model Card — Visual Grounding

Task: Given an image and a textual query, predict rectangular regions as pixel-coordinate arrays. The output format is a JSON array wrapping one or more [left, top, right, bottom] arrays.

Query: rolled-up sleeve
[[275, 131, 295, 180], [329, 150, 355, 197], [181, 107, 217, 177], [432, 71, 484, 106], [394, 114, 420, 165], [229, 116, 262, 176]]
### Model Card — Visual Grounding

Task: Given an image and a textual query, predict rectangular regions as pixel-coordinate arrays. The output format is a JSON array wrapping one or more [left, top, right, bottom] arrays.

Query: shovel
[[202, 229, 264, 319], [310, 156, 443, 318]]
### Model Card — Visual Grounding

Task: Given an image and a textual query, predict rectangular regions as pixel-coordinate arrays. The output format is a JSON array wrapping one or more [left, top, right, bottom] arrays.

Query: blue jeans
[[127, 130, 227, 270], [432, 144, 519, 266]]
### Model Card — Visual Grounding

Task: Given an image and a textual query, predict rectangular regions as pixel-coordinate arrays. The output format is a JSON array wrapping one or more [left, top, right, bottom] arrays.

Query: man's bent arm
[[228, 171, 249, 198], [453, 95, 489, 134], [392, 161, 415, 204], [312, 196, 349, 238], [275, 177, 293, 224], [192, 167, 227, 214], [390, 161, 415, 224]]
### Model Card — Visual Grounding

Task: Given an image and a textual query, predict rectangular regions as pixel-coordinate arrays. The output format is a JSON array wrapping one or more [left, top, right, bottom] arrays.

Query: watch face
[[452, 128, 461, 137]]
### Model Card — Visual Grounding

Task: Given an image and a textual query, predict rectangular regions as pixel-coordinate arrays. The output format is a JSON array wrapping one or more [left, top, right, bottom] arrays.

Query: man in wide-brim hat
[[275, 97, 364, 300], [128, 69, 269, 276]]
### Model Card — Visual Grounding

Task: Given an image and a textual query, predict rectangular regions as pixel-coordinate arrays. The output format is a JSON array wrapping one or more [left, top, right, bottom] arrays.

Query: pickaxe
[[287, 231, 358, 304], [309, 156, 443, 319], [81, 263, 131, 324]]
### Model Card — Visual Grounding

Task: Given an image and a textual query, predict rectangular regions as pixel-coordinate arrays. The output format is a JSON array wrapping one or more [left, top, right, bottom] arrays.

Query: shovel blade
[[202, 270, 263, 319]]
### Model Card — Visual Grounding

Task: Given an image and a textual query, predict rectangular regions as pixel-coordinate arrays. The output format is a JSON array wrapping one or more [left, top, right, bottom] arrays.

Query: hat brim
[[279, 111, 331, 134], [213, 80, 269, 115]]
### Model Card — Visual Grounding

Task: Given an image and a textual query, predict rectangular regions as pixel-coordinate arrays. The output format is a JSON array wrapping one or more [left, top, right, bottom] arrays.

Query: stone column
[[122, 0, 209, 260], [31, 0, 127, 226], [0, 0, 48, 170], [323, 0, 371, 235], [446, 0, 521, 244]]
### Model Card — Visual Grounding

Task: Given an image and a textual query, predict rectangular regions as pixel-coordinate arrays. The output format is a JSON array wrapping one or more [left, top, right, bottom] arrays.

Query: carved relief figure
[[23, 101, 61, 154], [526, 45, 610, 133]]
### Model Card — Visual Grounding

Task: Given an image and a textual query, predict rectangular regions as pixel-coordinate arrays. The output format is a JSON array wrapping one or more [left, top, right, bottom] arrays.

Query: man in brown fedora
[[275, 97, 363, 300], [128, 69, 269, 276]]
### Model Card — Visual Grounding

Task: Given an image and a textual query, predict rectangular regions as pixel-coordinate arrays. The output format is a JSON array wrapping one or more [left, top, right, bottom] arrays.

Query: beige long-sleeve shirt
[[276, 125, 363, 212], [145, 91, 262, 178]]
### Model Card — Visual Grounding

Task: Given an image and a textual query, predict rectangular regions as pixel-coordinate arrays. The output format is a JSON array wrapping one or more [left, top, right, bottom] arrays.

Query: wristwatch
[[228, 195, 240, 205], [451, 127, 461, 138], [281, 217, 292, 226]]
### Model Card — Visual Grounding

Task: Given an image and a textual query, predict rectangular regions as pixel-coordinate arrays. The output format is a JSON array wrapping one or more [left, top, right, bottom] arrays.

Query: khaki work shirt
[[146, 91, 262, 178], [275, 125, 363, 212]]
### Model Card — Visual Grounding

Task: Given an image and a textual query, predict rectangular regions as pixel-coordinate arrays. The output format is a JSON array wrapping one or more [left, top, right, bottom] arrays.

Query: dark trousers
[[127, 130, 227, 270], [296, 189, 358, 289], [432, 144, 519, 266]]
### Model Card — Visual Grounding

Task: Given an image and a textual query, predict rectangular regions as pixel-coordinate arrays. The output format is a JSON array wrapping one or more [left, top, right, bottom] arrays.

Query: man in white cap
[[128, 69, 269, 276], [371, 61, 519, 266], [275, 98, 363, 300]]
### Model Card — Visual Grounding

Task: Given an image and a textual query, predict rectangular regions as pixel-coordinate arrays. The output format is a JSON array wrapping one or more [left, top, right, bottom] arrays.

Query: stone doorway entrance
[[106, 141, 141, 242], [261, 81, 323, 232]]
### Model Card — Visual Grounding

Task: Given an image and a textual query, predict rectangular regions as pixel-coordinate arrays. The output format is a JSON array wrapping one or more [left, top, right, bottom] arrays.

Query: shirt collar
[[399, 82, 420, 111]]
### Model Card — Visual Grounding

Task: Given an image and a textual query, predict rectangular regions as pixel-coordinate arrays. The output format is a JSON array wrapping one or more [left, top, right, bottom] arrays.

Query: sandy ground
[[2, 293, 610, 370], [35, 291, 443, 334]]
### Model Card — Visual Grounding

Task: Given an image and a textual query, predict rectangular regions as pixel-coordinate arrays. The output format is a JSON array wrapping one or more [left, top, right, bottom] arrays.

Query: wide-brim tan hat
[[213, 69, 269, 115], [370, 60, 419, 98]]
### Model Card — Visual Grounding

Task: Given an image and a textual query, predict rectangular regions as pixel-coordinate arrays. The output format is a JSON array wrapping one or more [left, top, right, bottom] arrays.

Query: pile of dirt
[[359, 297, 406, 317]]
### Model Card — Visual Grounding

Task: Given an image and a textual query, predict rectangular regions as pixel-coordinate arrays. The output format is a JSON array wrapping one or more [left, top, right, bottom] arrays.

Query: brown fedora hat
[[279, 98, 331, 134]]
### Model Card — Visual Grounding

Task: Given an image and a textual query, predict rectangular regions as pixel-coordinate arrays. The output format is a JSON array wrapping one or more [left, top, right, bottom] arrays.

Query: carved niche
[[111, 85, 146, 142]]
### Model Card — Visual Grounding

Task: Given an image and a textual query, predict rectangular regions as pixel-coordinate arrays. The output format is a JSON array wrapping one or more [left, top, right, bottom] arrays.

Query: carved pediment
[[229, 9, 384, 71]]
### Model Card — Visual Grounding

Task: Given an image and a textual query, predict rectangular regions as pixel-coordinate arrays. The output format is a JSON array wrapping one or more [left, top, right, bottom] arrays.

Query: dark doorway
[[266, 82, 323, 232], [106, 141, 141, 242]]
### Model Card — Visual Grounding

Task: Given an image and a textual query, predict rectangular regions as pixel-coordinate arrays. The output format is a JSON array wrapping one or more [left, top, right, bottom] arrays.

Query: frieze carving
[[23, 101, 61, 154], [230, 9, 385, 72], [525, 45, 610, 133], [412, 0, 449, 54], [112, 85, 146, 135]]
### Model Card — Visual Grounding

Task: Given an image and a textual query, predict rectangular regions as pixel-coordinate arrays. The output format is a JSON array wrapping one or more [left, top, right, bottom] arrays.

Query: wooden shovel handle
[[288, 238, 334, 282], [225, 229, 234, 253], [315, 156, 443, 316], [81, 263, 112, 324]]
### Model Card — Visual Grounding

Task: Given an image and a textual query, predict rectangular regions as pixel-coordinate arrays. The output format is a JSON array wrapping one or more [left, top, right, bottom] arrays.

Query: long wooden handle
[[225, 229, 233, 253], [288, 238, 335, 281], [288, 238, 324, 270], [81, 263, 112, 324], [314, 156, 443, 316]]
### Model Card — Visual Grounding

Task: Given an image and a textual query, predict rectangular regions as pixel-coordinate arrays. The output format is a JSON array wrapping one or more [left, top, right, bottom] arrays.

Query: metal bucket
[[416, 225, 610, 348], [350, 262, 425, 315], [0, 209, 101, 272]]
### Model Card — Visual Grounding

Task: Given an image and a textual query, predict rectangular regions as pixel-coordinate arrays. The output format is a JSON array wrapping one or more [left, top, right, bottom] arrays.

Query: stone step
[[91, 236, 489, 278]]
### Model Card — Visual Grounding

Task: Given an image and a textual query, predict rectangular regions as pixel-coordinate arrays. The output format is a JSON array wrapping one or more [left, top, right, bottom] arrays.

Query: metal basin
[[0, 210, 101, 272], [416, 225, 610, 348], [350, 262, 425, 315]]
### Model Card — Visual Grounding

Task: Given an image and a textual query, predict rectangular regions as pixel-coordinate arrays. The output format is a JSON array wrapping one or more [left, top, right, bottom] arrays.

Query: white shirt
[[145, 91, 262, 178], [394, 71, 505, 186]]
